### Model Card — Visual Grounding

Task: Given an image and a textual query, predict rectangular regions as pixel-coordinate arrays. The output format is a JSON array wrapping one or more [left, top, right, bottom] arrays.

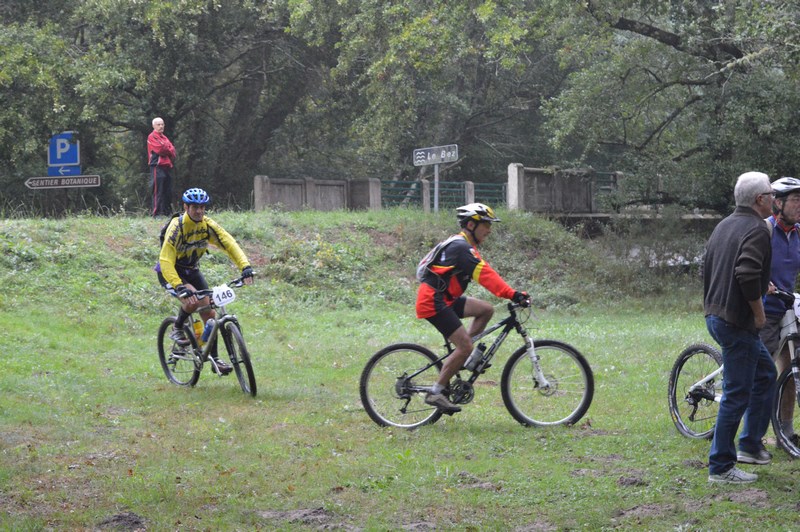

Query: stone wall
[[507, 163, 605, 213], [254, 176, 381, 211]]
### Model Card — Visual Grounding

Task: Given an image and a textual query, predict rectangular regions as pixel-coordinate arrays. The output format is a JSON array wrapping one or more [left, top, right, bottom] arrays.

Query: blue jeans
[[706, 315, 777, 475]]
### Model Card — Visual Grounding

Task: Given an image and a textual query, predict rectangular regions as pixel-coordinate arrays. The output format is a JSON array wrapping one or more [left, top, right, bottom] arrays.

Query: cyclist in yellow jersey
[[156, 187, 254, 374]]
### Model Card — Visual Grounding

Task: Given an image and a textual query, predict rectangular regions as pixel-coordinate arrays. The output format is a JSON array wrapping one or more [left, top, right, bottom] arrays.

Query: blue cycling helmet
[[182, 188, 210, 205]]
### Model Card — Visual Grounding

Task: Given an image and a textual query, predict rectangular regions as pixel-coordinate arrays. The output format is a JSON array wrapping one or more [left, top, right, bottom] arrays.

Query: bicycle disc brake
[[450, 379, 474, 404]]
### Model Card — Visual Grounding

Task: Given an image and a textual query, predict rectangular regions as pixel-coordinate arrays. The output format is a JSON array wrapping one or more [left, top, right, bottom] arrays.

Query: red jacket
[[416, 232, 515, 318], [147, 131, 176, 168]]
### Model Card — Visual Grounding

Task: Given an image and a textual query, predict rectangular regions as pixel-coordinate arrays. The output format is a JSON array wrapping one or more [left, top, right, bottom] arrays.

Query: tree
[[276, 0, 566, 184], [541, 1, 800, 210], [71, 0, 326, 206]]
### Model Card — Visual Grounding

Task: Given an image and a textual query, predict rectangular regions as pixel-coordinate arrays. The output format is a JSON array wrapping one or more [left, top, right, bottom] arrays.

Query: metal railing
[[382, 180, 423, 207], [474, 182, 506, 206], [381, 180, 506, 209], [594, 172, 618, 193]]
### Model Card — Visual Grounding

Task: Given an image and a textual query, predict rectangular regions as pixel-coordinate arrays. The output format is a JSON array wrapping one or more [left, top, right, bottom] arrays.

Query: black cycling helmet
[[182, 187, 210, 205], [456, 203, 501, 227], [772, 177, 800, 199]]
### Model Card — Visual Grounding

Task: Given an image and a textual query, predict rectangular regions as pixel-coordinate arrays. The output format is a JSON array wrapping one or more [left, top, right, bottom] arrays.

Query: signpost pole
[[434, 164, 439, 213]]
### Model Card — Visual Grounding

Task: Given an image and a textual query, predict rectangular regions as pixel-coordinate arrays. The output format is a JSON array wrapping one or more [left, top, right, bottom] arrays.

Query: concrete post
[[507, 163, 525, 211], [464, 181, 475, 204], [253, 175, 269, 212], [304, 177, 315, 209], [421, 179, 431, 213], [349, 178, 382, 210]]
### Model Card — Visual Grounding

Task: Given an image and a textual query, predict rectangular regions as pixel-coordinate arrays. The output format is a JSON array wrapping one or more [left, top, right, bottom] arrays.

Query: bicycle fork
[[522, 334, 550, 389], [790, 339, 800, 408]]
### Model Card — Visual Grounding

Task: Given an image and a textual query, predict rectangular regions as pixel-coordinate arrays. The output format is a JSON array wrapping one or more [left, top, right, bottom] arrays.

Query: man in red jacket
[[416, 203, 529, 413], [148, 117, 177, 217]]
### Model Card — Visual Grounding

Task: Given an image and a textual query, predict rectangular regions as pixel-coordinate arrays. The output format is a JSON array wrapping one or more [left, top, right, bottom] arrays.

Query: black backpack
[[158, 212, 183, 247]]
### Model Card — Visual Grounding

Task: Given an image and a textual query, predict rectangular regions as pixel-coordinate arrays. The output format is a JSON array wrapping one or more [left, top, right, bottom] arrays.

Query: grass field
[[2, 209, 799, 530]]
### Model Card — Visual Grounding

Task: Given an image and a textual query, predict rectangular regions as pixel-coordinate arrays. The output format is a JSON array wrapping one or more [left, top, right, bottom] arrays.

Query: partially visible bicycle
[[668, 289, 800, 458], [157, 276, 257, 396], [360, 299, 594, 429]]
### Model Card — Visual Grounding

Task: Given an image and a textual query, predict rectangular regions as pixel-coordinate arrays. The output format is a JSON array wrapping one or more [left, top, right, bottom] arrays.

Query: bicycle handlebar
[[772, 288, 795, 306], [178, 275, 252, 300], [507, 297, 532, 312]]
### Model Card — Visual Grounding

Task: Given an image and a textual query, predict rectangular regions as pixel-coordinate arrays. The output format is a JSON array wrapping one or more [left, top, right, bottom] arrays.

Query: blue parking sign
[[48, 131, 80, 167]]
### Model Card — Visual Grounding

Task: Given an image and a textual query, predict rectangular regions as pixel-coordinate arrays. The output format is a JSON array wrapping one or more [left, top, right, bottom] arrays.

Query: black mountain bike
[[157, 276, 256, 396], [360, 300, 594, 429]]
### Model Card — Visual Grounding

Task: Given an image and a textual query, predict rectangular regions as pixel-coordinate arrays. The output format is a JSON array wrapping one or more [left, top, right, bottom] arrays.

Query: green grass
[[2, 209, 799, 530]]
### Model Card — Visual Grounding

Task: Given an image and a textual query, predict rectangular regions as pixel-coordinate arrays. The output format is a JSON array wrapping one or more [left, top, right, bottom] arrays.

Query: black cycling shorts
[[157, 266, 208, 297], [425, 296, 467, 339]]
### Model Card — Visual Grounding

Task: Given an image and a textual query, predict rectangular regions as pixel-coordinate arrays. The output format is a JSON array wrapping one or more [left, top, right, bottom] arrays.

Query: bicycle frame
[[686, 291, 800, 406], [778, 302, 800, 407], [464, 303, 551, 388], [193, 314, 239, 362], [189, 287, 241, 371], [400, 302, 540, 390]]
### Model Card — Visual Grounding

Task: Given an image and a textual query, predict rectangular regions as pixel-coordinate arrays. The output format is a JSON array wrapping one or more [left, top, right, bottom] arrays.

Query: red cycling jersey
[[415, 232, 515, 318]]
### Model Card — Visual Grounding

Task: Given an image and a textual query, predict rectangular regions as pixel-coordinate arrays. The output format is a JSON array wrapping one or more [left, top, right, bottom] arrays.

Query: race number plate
[[212, 284, 236, 307]]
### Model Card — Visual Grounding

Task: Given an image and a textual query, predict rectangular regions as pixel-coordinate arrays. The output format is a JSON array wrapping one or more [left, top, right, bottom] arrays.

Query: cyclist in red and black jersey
[[416, 203, 529, 413]]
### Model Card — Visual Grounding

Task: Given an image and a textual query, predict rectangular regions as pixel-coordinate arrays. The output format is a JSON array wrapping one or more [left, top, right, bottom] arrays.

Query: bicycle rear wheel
[[360, 343, 444, 429], [157, 316, 201, 387], [667, 343, 721, 439], [221, 321, 257, 396], [501, 340, 593, 427], [772, 367, 800, 458]]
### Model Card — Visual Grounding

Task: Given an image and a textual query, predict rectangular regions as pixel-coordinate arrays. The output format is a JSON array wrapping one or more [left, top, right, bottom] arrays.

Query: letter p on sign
[[56, 139, 71, 159], [48, 131, 80, 167]]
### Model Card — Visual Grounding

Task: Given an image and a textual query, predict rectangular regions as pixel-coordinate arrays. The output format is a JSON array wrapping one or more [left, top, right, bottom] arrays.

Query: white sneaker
[[708, 466, 758, 484]]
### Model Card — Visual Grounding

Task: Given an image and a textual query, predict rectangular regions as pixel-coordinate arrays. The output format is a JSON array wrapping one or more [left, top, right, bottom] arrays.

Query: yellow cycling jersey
[[158, 213, 250, 288]]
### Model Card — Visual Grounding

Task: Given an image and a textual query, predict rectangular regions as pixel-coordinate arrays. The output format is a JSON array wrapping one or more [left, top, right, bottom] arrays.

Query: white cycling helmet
[[456, 203, 501, 227], [772, 177, 800, 199]]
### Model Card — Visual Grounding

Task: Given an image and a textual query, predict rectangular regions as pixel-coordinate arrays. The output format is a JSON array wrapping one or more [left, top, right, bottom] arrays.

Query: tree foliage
[[542, 0, 800, 210], [2, 0, 800, 213]]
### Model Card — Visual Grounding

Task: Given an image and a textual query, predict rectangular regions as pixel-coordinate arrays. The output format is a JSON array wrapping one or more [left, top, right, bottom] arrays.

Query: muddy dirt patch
[[97, 511, 147, 530], [256, 507, 339, 527], [612, 502, 674, 523]]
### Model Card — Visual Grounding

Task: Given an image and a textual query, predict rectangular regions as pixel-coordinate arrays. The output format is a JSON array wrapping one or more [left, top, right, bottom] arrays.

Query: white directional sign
[[413, 144, 458, 166], [25, 175, 101, 190], [412, 144, 459, 213]]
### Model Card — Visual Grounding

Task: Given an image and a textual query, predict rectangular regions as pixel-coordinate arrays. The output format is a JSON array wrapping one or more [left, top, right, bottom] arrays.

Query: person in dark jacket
[[148, 117, 176, 217], [704, 171, 777, 484]]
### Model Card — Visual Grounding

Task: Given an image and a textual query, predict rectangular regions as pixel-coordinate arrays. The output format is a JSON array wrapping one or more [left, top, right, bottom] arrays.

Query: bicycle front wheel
[[157, 316, 201, 387], [667, 343, 721, 439], [221, 321, 257, 396], [773, 367, 800, 458], [360, 343, 444, 429], [501, 340, 593, 427]]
